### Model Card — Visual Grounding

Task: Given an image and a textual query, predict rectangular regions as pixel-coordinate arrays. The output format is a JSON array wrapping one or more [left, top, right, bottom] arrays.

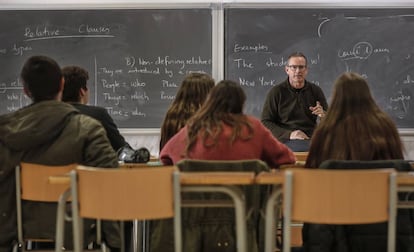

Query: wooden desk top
[[180, 172, 256, 185], [397, 172, 414, 186], [255, 170, 414, 186], [255, 170, 284, 184]]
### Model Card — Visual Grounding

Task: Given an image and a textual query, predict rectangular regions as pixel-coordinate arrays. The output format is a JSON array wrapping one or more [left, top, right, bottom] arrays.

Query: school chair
[[283, 168, 397, 252], [176, 159, 270, 252], [70, 165, 182, 252], [14, 162, 76, 252]]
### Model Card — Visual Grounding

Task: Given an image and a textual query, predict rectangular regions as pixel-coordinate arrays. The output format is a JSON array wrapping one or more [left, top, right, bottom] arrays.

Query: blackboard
[[0, 9, 212, 128], [225, 8, 414, 128]]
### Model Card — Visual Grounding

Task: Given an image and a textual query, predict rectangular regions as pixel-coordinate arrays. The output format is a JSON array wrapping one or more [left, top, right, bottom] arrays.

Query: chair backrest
[[17, 162, 75, 202], [72, 165, 178, 220], [15, 162, 76, 251], [283, 168, 397, 252], [70, 165, 182, 252], [285, 168, 395, 224]]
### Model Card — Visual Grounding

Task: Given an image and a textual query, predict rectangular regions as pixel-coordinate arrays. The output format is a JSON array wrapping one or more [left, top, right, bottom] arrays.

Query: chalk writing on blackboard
[[0, 9, 212, 128], [225, 8, 414, 128]]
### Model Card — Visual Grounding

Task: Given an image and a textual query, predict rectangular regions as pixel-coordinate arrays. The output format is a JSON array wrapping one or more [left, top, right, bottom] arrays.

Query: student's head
[[200, 79, 246, 115], [185, 80, 252, 155], [329, 72, 377, 115], [61, 66, 89, 104], [159, 72, 214, 150], [306, 72, 403, 167], [285, 52, 308, 88], [173, 72, 215, 109], [20, 55, 63, 102]]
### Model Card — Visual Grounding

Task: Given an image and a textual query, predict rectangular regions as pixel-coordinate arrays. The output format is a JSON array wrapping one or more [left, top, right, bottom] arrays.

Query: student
[[160, 79, 295, 167], [159, 80, 295, 252], [150, 73, 215, 252], [62, 65, 128, 152], [261, 52, 328, 151], [0, 56, 120, 251], [159, 72, 215, 151], [303, 72, 414, 252]]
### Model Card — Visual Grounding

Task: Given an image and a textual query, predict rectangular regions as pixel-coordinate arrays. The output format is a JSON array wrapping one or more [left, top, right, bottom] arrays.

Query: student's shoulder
[[246, 115, 263, 126], [72, 103, 111, 119]]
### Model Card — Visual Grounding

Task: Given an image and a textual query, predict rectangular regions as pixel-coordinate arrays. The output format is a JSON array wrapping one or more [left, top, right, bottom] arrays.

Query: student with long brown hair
[[159, 80, 294, 252], [303, 72, 414, 252], [159, 72, 215, 151], [160, 79, 295, 167]]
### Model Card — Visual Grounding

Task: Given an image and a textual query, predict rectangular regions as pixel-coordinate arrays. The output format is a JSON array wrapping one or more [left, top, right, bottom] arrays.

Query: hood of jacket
[[0, 100, 79, 152]]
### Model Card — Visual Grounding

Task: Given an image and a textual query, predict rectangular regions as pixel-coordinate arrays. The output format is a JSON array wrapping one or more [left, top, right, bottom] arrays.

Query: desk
[[256, 170, 414, 252]]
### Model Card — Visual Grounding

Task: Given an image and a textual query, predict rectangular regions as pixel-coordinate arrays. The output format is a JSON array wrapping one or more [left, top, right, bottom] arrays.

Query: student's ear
[[59, 77, 65, 92], [23, 85, 32, 98], [79, 87, 86, 97]]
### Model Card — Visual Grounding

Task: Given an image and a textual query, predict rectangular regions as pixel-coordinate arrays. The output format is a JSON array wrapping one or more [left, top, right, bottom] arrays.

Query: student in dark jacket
[[303, 72, 414, 252], [61, 65, 128, 152], [0, 55, 120, 252]]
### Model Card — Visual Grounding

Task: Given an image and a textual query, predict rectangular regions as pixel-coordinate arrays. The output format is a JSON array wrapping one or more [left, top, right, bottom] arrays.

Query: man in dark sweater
[[261, 52, 328, 151], [61, 65, 128, 152]]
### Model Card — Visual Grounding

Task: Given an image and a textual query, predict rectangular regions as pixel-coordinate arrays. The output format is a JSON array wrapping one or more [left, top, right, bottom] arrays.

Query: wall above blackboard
[[225, 7, 414, 128], [0, 8, 212, 128]]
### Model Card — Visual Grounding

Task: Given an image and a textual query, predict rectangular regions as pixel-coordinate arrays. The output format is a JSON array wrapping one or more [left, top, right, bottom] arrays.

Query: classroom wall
[[2, 0, 414, 159]]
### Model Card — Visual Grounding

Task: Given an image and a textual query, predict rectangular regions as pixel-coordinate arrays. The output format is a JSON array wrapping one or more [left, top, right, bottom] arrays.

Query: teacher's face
[[285, 56, 308, 88]]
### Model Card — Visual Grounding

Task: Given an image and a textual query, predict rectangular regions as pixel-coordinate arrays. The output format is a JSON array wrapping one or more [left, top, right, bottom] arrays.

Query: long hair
[[185, 80, 254, 155], [306, 72, 404, 167], [159, 73, 214, 150]]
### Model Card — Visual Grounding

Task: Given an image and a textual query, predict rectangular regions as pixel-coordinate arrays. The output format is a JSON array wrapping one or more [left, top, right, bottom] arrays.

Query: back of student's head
[[185, 79, 251, 154], [174, 72, 215, 108], [201, 79, 246, 115], [160, 72, 214, 150], [20, 55, 62, 102], [330, 72, 378, 115], [61, 66, 89, 102]]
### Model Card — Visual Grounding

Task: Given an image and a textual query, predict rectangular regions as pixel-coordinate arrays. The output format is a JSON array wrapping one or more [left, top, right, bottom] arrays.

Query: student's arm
[[159, 127, 188, 165], [80, 115, 119, 168], [97, 108, 128, 152], [260, 122, 296, 167]]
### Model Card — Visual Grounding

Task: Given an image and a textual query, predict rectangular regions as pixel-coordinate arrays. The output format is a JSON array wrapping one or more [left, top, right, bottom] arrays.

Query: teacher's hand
[[290, 130, 310, 140], [310, 101, 325, 117]]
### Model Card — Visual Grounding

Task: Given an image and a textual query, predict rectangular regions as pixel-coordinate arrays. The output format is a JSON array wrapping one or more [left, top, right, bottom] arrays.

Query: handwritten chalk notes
[[225, 8, 414, 128], [0, 9, 212, 128]]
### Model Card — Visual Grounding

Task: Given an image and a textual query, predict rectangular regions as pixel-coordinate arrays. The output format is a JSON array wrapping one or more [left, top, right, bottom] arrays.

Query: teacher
[[261, 52, 328, 151]]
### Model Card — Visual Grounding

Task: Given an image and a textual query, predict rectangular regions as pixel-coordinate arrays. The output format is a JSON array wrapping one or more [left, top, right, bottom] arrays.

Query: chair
[[283, 168, 397, 252], [176, 159, 270, 252], [14, 162, 76, 252], [70, 165, 182, 252]]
